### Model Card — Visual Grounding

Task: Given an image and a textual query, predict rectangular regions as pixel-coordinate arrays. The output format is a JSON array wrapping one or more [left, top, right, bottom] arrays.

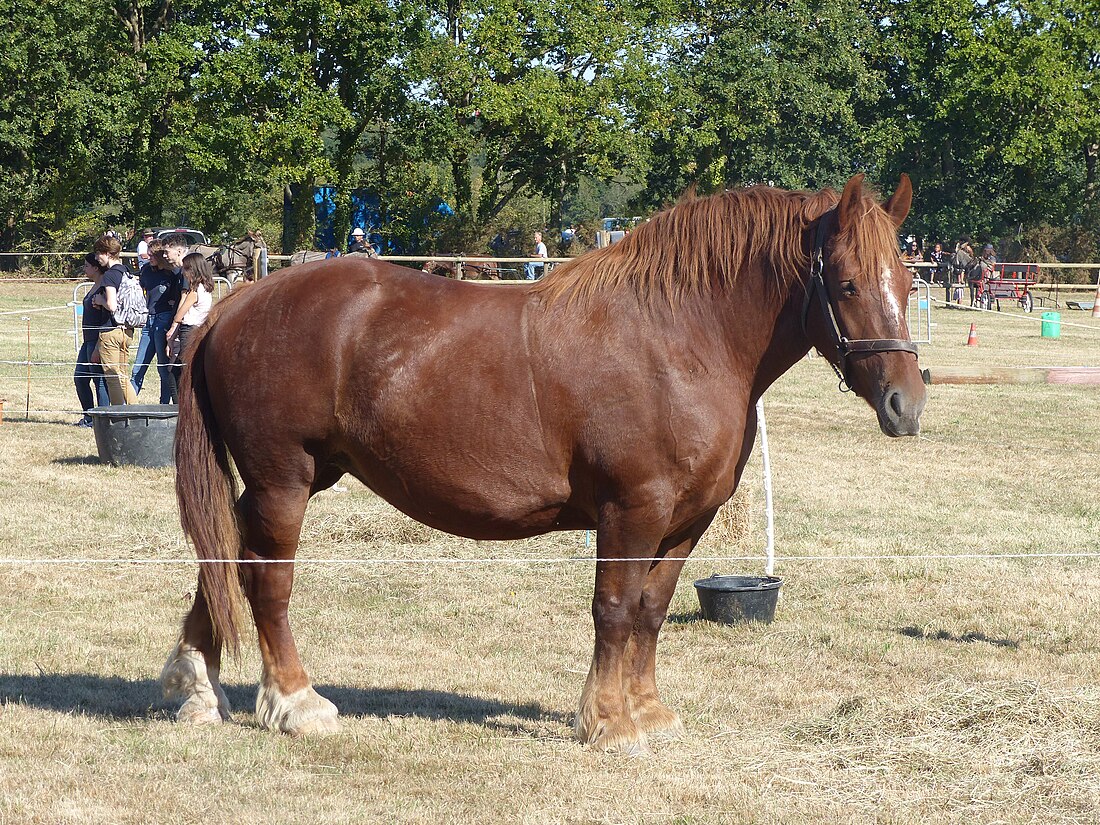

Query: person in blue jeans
[[524, 231, 548, 280], [129, 239, 183, 403], [74, 254, 109, 425]]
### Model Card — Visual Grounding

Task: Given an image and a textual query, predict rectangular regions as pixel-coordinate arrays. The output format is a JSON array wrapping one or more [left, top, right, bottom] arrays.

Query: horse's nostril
[[888, 389, 904, 418]]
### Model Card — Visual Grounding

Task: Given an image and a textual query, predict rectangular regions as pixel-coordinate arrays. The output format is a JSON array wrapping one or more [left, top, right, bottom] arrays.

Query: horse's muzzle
[[877, 384, 925, 437]]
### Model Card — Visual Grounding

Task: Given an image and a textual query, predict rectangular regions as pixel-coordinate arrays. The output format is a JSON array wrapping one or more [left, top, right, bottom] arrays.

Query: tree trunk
[[282, 179, 316, 254], [1085, 141, 1098, 204], [332, 130, 359, 253], [552, 157, 567, 252], [941, 136, 956, 200]]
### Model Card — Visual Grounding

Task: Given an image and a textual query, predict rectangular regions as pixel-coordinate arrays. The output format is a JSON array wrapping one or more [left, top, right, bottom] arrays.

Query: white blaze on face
[[880, 265, 904, 330]]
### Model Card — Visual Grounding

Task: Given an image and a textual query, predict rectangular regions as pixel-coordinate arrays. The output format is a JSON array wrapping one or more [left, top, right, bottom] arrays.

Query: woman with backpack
[[90, 234, 139, 404]]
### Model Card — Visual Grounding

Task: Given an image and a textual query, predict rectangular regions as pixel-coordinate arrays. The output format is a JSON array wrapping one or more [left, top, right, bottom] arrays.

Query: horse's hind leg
[[161, 585, 231, 724], [239, 485, 340, 735]]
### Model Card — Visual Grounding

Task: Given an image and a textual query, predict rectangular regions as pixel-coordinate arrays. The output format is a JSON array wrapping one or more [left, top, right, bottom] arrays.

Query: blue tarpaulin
[[306, 187, 453, 253]]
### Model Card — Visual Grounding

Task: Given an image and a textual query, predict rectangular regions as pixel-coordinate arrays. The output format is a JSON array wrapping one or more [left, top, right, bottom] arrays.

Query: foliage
[[635, 0, 888, 208], [873, 0, 1100, 248], [3, 0, 1100, 259]]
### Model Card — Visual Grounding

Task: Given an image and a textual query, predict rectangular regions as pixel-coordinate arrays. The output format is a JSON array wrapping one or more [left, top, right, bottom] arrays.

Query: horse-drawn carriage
[[975, 263, 1037, 313]]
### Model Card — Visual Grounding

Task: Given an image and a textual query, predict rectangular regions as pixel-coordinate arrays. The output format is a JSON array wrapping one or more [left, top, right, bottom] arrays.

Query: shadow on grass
[[51, 455, 103, 466], [0, 672, 569, 727], [898, 625, 1020, 649], [666, 611, 703, 625]]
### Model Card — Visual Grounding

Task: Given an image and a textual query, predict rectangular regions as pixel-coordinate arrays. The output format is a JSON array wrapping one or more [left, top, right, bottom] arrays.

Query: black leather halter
[[801, 212, 919, 392]]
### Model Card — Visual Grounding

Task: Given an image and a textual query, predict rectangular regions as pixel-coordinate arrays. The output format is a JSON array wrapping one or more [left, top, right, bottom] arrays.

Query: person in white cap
[[349, 227, 369, 254]]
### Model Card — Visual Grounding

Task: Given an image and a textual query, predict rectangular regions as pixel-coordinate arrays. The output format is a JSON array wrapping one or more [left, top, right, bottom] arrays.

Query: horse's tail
[[174, 314, 244, 657]]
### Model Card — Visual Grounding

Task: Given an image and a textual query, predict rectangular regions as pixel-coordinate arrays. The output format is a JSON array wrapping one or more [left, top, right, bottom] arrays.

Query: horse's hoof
[[591, 729, 650, 757], [632, 701, 685, 741], [579, 716, 649, 756], [176, 696, 225, 725], [289, 712, 342, 737], [256, 683, 341, 736], [643, 722, 684, 743], [161, 641, 231, 722]]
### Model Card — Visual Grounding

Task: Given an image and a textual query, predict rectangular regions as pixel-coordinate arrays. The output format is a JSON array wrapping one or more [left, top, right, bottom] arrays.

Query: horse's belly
[[357, 467, 573, 540], [342, 436, 576, 540]]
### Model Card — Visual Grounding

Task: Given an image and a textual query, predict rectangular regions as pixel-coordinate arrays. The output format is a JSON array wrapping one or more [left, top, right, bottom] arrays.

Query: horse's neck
[[708, 268, 811, 400]]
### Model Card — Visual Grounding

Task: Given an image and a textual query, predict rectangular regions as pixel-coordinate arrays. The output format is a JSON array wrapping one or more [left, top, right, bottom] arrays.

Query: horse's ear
[[837, 173, 865, 230], [884, 173, 913, 228]]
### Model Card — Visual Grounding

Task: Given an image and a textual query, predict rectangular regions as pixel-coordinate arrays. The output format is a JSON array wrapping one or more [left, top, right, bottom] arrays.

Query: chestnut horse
[[162, 174, 925, 753]]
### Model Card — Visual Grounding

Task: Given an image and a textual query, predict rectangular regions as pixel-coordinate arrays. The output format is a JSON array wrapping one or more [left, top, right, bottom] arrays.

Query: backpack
[[113, 270, 149, 328]]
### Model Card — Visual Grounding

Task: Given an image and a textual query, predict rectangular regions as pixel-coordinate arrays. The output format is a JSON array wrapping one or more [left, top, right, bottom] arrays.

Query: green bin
[[1040, 311, 1061, 339]]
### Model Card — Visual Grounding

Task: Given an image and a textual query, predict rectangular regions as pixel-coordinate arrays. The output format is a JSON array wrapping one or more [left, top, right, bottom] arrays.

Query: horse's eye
[[840, 280, 857, 296]]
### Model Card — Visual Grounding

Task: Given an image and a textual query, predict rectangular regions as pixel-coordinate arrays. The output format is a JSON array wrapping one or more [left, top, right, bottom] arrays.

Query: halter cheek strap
[[801, 213, 919, 392]]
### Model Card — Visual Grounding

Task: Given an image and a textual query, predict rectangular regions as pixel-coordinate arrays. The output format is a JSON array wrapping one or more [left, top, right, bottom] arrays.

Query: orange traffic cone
[[966, 323, 978, 346]]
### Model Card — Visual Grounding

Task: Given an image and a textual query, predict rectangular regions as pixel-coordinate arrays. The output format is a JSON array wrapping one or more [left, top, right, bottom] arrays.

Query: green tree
[[873, 0, 1100, 252], [423, 0, 659, 242], [634, 0, 887, 208], [0, 0, 146, 250]]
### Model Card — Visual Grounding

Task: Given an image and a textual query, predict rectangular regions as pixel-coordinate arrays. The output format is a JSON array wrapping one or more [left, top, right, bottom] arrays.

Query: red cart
[[976, 263, 1038, 313]]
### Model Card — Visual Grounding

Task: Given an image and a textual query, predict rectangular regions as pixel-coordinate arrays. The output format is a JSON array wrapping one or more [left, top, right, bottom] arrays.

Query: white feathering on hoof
[[160, 641, 231, 724], [255, 681, 340, 736]]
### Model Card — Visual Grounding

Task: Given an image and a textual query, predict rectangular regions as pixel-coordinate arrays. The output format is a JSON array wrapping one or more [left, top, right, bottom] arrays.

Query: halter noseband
[[801, 212, 919, 392]]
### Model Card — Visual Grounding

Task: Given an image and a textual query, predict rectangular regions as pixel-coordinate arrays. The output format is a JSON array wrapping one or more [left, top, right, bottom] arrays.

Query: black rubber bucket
[[88, 404, 177, 468], [694, 575, 782, 624]]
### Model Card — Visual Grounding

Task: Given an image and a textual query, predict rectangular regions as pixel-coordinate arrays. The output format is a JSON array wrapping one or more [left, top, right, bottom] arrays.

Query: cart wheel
[[1021, 293, 1034, 313]]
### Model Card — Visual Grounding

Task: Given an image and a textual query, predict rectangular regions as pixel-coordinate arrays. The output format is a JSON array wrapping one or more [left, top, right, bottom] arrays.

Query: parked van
[[134, 227, 208, 249]]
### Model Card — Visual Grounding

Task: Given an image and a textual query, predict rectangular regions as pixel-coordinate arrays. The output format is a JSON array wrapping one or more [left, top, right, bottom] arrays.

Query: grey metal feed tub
[[88, 404, 177, 468]]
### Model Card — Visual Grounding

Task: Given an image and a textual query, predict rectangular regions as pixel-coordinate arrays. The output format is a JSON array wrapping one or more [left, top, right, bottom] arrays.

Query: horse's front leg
[[576, 507, 667, 755], [622, 511, 716, 740]]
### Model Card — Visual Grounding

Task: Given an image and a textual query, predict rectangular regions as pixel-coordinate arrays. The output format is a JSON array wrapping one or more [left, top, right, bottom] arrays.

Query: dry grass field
[[0, 278, 1098, 824]]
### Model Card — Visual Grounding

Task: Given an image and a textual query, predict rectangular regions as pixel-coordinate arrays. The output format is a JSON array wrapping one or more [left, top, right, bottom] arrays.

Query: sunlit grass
[[0, 281, 1098, 823]]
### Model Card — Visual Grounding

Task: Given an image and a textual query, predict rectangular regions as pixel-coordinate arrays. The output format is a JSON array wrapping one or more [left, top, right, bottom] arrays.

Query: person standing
[[525, 231, 548, 280], [166, 253, 215, 399], [160, 233, 189, 272], [90, 235, 138, 404], [129, 239, 182, 402], [136, 229, 154, 268], [73, 254, 110, 425], [900, 240, 923, 276]]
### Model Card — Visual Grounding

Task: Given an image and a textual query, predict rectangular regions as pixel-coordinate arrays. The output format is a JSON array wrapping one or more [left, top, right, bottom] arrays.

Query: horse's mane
[[533, 184, 895, 308]]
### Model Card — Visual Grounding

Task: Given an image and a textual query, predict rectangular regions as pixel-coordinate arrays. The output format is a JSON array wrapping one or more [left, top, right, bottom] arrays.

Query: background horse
[[421, 259, 504, 279], [162, 174, 925, 754], [195, 231, 267, 283], [289, 248, 376, 267]]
